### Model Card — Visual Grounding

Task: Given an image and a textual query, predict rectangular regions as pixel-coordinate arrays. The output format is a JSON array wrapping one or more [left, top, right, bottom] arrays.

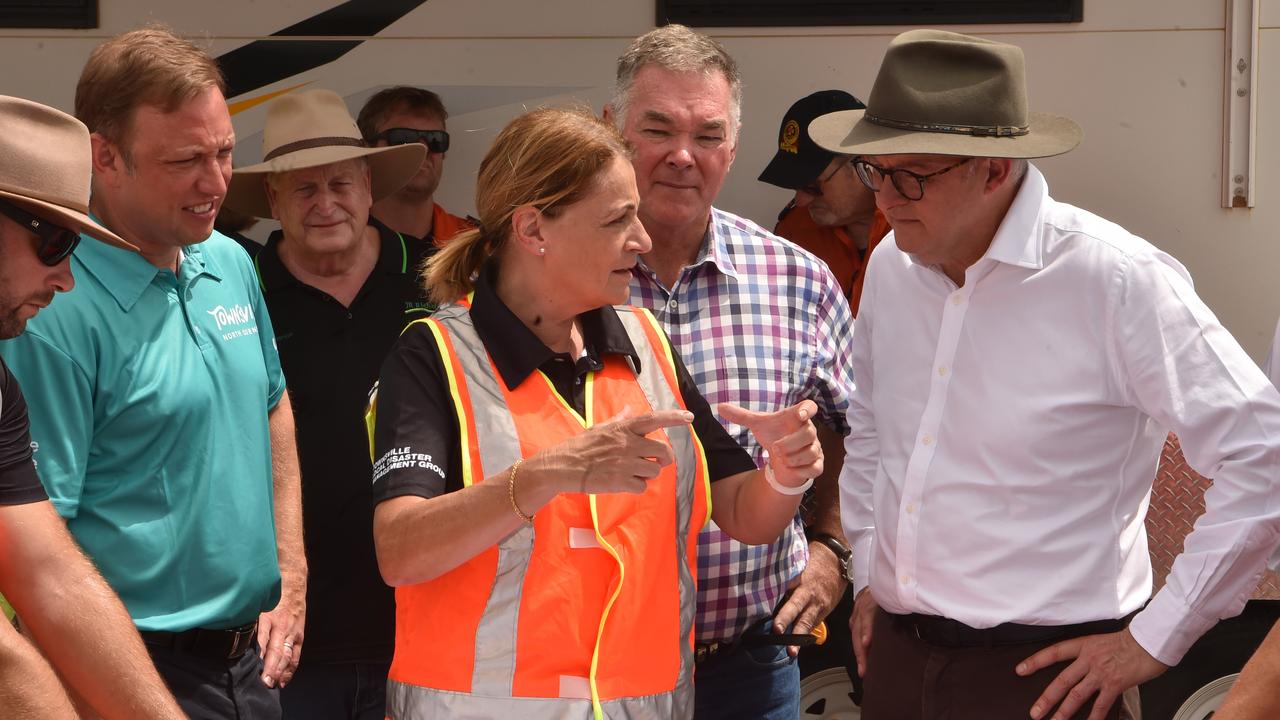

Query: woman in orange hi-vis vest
[[366, 108, 824, 720]]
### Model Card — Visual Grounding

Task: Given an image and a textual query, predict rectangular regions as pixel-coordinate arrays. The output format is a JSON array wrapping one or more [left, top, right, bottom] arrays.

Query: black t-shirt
[[246, 218, 436, 664], [0, 358, 44, 506], [371, 263, 755, 503]]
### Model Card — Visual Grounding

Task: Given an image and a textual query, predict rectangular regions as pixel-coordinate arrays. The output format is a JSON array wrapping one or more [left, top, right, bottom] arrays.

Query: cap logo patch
[[780, 120, 800, 154]]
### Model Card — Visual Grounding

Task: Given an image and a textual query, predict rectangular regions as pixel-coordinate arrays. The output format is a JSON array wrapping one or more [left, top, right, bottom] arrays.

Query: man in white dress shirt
[[814, 29, 1280, 720]]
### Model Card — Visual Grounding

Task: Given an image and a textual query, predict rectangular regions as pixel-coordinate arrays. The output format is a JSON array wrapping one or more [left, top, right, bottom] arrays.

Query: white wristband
[[764, 464, 813, 496]]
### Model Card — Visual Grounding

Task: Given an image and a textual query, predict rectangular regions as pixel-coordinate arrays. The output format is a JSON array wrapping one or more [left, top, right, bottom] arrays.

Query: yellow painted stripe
[[637, 308, 713, 526], [423, 319, 476, 488], [227, 81, 312, 115]]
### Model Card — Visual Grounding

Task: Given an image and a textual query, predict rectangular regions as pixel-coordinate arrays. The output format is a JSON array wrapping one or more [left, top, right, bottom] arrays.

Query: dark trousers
[[862, 610, 1122, 720], [146, 642, 280, 720], [280, 661, 390, 720], [693, 619, 800, 720]]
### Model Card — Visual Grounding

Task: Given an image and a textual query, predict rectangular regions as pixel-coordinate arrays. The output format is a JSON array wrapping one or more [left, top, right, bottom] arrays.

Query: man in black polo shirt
[[224, 89, 428, 720]]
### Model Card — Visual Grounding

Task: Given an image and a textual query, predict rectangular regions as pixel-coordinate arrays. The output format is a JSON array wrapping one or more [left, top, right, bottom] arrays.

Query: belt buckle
[[694, 641, 721, 664], [227, 625, 255, 659]]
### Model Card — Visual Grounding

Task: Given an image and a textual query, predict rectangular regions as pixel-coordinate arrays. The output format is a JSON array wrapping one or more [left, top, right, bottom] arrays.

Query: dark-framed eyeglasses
[[798, 158, 847, 197], [0, 198, 80, 266], [851, 157, 971, 201], [372, 128, 450, 154]]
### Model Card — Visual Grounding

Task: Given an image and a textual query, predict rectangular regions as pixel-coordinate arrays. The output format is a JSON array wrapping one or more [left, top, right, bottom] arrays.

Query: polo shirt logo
[[207, 304, 259, 341]]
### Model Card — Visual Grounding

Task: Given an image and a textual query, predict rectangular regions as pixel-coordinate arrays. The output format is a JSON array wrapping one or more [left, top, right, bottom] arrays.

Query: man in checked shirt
[[606, 25, 858, 720]]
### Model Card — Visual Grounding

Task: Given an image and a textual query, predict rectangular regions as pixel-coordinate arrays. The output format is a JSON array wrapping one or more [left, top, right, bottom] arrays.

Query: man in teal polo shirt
[[0, 28, 304, 719]]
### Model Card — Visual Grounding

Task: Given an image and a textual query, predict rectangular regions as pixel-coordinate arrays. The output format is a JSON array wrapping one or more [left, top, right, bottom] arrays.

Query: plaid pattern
[[629, 208, 856, 642]]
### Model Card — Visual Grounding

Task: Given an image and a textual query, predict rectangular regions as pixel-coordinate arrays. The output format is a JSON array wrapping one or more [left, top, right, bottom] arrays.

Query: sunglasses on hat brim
[[372, 128, 450, 154], [0, 198, 81, 266]]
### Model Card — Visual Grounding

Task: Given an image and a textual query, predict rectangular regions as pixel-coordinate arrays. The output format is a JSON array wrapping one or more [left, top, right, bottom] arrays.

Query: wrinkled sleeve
[[839, 248, 881, 597], [1112, 251, 1280, 665], [806, 263, 856, 436]]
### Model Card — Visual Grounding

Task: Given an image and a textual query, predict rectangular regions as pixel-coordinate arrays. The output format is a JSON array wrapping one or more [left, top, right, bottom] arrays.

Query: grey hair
[[611, 24, 742, 135]]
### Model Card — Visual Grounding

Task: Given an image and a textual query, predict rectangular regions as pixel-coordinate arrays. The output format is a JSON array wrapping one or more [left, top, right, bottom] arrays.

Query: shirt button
[[938, 366, 948, 377], [921, 435, 934, 446], [900, 574, 911, 585], [951, 294, 964, 306], [667, 299, 678, 310], [906, 502, 917, 514]]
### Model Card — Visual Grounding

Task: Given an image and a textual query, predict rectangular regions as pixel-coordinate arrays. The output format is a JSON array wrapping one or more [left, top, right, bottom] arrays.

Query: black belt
[[893, 613, 1128, 649], [694, 619, 816, 664], [141, 622, 258, 661]]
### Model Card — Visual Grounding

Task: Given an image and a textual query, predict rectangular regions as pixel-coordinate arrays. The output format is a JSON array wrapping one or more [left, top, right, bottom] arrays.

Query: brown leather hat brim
[[809, 108, 1082, 159], [0, 189, 135, 252]]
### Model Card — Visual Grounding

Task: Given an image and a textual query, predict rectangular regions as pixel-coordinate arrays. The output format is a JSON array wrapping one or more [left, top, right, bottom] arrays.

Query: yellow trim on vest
[[423, 319, 477, 488], [534, 370, 588, 428], [636, 308, 713, 527], [533, 369, 617, 719], [365, 396, 378, 462], [588, 492, 624, 720]]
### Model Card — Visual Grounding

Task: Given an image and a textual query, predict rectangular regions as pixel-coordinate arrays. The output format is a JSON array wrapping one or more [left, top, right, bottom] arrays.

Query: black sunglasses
[[0, 198, 81, 266], [373, 128, 450, 154]]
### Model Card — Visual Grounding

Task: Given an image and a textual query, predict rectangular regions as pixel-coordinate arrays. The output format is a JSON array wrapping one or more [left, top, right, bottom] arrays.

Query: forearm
[[808, 423, 846, 538], [374, 459, 560, 586], [1215, 619, 1280, 719], [712, 469, 804, 546], [11, 535, 181, 718], [268, 393, 306, 594], [0, 619, 77, 720]]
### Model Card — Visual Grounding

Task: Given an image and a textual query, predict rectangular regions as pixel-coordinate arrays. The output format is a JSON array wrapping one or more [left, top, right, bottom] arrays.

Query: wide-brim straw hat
[[225, 89, 426, 219], [0, 95, 134, 251], [809, 29, 1082, 159]]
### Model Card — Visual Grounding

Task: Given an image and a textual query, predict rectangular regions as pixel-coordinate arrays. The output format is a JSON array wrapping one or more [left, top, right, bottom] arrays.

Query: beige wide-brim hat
[[225, 89, 426, 219], [0, 96, 134, 251], [809, 29, 1082, 159]]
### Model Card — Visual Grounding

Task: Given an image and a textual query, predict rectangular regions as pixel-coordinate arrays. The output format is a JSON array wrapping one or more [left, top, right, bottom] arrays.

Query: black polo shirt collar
[[255, 216, 416, 294], [469, 262, 642, 391]]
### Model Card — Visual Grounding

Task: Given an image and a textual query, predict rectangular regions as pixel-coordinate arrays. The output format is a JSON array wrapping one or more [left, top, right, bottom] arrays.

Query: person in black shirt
[[368, 107, 825, 718], [0, 96, 183, 718], [223, 89, 426, 720]]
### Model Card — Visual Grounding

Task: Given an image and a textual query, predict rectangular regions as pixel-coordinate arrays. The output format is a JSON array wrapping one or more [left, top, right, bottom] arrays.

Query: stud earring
[[538, 247, 545, 255]]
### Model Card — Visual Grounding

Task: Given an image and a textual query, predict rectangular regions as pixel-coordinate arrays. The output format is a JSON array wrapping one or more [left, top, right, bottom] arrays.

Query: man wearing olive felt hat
[[826, 29, 1280, 720], [225, 88, 435, 720]]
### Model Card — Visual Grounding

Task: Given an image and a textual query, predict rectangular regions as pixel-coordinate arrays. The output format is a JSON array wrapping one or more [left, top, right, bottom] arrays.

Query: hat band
[[263, 136, 365, 161], [865, 113, 1029, 138]]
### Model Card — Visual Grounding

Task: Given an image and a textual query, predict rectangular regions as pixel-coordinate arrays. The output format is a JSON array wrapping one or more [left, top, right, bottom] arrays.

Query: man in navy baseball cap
[[760, 90, 888, 315]]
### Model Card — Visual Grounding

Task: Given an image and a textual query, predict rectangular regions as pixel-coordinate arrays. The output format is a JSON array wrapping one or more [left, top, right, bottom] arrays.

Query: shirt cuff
[[1128, 588, 1222, 666], [850, 536, 872, 597]]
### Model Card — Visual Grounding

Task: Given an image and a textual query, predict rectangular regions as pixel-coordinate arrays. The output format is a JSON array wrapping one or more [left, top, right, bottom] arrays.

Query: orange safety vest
[[375, 301, 711, 720]]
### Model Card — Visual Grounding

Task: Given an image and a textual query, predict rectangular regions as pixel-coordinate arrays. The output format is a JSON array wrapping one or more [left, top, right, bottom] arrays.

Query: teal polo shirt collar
[[75, 231, 225, 313]]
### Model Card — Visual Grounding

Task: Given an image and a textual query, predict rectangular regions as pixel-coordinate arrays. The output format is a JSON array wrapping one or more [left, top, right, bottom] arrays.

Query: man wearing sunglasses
[[759, 90, 891, 317], [357, 86, 474, 246], [0, 96, 184, 718], [0, 28, 306, 719], [817, 30, 1280, 720]]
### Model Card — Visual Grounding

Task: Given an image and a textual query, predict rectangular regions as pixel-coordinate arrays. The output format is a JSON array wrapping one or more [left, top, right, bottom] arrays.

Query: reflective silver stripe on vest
[[387, 304, 697, 720], [387, 679, 676, 719], [613, 308, 697, 719], [430, 303, 535, 696]]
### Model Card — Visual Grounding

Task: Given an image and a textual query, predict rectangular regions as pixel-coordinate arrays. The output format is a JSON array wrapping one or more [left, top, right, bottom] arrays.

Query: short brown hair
[[75, 25, 225, 151], [613, 24, 742, 132], [424, 107, 628, 304], [357, 86, 448, 141]]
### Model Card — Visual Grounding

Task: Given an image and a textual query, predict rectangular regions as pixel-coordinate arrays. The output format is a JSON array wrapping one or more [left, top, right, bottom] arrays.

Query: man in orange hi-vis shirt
[[761, 90, 890, 316]]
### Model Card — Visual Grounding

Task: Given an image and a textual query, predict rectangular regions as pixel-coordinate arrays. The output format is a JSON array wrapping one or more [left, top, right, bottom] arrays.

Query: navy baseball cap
[[759, 90, 865, 190]]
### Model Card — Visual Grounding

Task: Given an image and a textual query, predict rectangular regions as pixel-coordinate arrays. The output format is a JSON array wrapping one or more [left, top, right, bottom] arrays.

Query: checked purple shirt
[[629, 207, 856, 643]]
